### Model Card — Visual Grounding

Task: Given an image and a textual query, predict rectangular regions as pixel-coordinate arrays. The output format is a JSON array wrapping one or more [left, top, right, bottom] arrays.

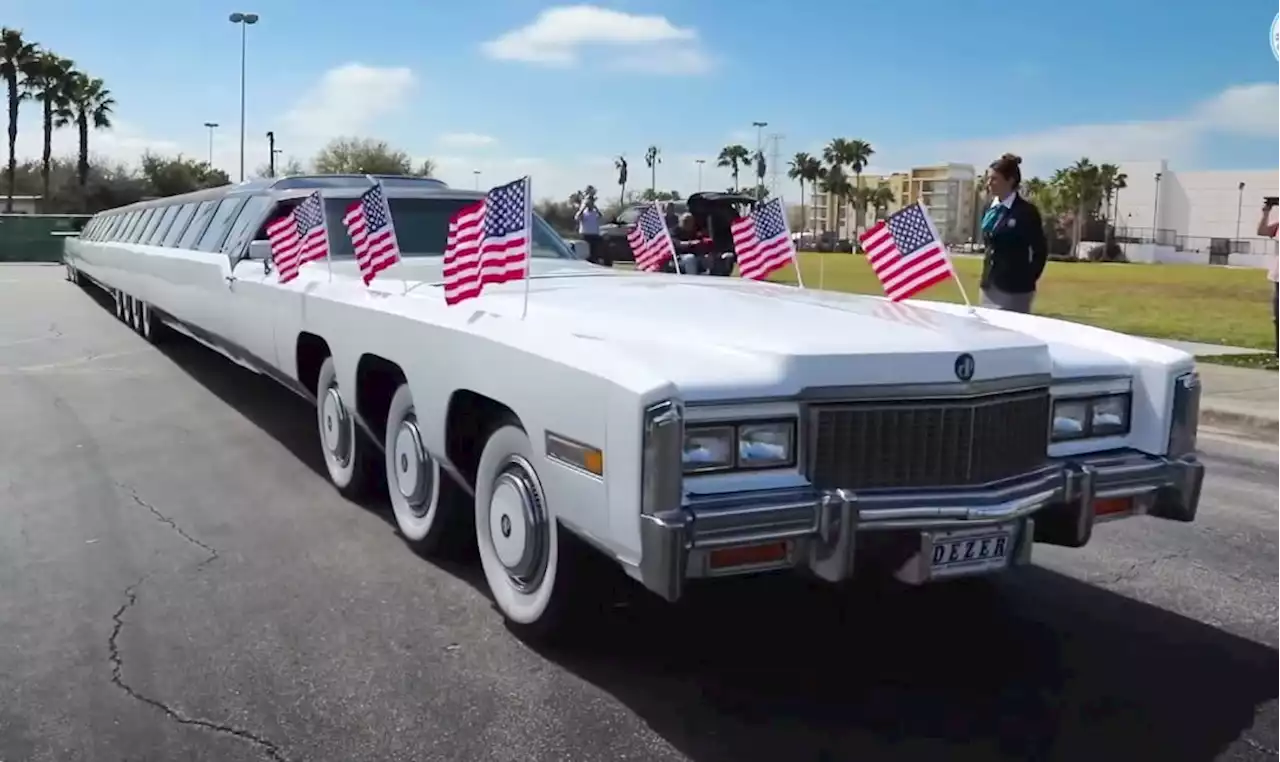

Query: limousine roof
[[100, 174, 461, 215]]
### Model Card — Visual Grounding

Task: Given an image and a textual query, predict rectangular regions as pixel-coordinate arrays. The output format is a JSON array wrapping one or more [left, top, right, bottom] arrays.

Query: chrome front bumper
[[637, 450, 1205, 602]]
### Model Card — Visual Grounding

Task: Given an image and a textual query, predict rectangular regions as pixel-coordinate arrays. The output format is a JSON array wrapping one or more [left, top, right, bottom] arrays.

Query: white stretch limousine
[[64, 174, 1205, 638]]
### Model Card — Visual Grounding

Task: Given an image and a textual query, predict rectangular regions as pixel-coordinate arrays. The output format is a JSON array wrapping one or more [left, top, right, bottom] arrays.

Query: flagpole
[[521, 176, 532, 321], [661, 202, 681, 275], [777, 199, 804, 288]]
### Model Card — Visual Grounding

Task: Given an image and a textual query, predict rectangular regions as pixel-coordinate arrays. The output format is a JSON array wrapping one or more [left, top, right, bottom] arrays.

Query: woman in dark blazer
[[979, 153, 1047, 313]]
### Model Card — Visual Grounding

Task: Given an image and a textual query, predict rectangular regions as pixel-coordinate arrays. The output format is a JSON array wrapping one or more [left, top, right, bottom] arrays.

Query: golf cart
[[663, 191, 758, 276]]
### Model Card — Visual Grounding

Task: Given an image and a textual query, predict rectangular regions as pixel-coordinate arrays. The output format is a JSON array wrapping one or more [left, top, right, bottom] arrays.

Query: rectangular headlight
[[683, 419, 796, 473], [1052, 393, 1131, 441]]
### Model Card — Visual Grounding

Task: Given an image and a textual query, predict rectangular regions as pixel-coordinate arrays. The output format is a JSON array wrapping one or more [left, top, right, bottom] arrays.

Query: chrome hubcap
[[487, 455, 549, 592], [392, 416, 433, 517], [320, 386, 351, 465]]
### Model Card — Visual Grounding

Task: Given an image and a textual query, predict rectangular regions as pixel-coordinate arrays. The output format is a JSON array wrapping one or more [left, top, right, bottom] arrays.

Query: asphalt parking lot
[[1, 263, 1276, 762]]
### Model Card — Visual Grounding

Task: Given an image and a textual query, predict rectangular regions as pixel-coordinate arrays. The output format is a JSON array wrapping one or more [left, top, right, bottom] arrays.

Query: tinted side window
[[163, 203, 198, 247], [195, 197, 247, 252], [220, 195, 271, 256], [99, 216, 117, 240], [148, 206, 179, 246], [320, 197, 572, 260], [178, 200, 218, 249], [139, 208, 166, 244], [127, 210, 155, 243], [119, 212, 143, 241]]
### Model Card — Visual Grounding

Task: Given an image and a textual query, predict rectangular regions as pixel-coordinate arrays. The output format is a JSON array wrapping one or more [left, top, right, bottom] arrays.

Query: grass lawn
[[753, 254, 1276, 351]]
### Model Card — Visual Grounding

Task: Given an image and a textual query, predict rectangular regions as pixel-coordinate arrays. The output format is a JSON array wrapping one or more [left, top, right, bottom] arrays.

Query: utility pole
[[694, 158, 705, 191], [768, 132, 784, 199], [1235, 181, 1245, 240], [752, 121, 767, 197]]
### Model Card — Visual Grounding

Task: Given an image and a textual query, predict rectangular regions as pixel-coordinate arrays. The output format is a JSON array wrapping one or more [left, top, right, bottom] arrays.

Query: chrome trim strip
[[683, 373, 1053, 408]]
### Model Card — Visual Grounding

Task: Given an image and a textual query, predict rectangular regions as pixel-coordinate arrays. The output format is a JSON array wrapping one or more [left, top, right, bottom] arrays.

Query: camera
[[1264, 196, 1278, 208]]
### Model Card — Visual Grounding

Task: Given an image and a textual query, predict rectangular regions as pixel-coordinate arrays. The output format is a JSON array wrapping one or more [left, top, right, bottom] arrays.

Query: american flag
[[342, 181, 401, 285], [265, 190, 329, 283], [858, 203, 953, 302], [442, 176, 530, 306], [731, 197, 797, 281], [627, 204, 676, 272]]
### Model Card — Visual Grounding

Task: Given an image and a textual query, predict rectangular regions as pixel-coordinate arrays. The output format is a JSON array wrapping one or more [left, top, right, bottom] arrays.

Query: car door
[[221, 195, 287, 372]]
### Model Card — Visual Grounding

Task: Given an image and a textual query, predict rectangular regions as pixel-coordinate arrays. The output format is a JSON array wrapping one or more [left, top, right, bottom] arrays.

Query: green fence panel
[[0, 214, 92, 262]]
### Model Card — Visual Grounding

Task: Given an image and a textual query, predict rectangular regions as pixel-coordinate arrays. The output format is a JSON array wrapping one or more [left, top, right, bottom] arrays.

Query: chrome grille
[[806, 387, 1051, 490]]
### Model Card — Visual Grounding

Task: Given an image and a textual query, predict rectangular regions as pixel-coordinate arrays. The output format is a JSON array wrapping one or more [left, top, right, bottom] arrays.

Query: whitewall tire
[[114, 290, 125, 320], [383, 382, 468, 552], [130, 297, 143, 333], [474, 422, 570, 636], [316, 357, 376, 498]]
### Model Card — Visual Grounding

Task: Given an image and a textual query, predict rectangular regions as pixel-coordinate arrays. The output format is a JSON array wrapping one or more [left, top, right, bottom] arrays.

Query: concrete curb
[[1199, 405, 1278, 440]]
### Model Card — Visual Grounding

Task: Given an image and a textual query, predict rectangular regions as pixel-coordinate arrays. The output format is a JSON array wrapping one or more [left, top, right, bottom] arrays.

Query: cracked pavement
[[0, 264, 1276, 762]]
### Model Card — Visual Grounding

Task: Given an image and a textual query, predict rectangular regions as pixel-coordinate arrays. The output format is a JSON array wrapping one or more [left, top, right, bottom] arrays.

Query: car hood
[[457, 270, 1068, 400], [363, 262, 1144, 402]]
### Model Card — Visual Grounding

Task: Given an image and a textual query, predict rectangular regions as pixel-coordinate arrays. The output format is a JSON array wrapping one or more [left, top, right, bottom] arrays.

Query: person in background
[[979, 153, 1047, 313], [1258, 197, 1278, 353], [672, 213, 711, 274], [574, 194, 607, 266]]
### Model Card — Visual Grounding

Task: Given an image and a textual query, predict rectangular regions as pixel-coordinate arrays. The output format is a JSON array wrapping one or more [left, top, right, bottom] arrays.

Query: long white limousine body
[[63, 173, 1205, 637]]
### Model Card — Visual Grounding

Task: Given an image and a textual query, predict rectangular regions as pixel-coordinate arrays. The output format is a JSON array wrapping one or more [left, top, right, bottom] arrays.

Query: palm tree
[[614, 154, 627, 206], [799, 156, 824, 235], [0, 28, 39, 212], [25, 52, 75, 211], [819, 165, 852, 235], [868, 183, 895, 220], [643, 145, 660, 196], [1109, 170, 1127, 225], [787, 152, 813, 231], [716, 144, 750, 192], [822, 138, 874, 235], [65, 72, 113, 190]]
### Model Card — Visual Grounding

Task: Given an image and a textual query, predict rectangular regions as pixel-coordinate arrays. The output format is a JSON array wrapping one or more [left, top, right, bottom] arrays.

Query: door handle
[[224, 274, 237, 285]]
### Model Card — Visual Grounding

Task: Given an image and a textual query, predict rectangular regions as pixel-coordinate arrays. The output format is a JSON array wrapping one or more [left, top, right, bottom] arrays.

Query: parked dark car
[[599, 200, 688, 263]]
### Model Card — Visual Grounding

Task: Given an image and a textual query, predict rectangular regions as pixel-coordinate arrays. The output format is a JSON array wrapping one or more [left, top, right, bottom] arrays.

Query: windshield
[[322, 197, 573, 260]]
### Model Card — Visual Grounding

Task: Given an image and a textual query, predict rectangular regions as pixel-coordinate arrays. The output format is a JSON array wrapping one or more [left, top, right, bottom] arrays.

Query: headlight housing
[[1051, 392, 1131, 441], [683, 419, 797, 473]]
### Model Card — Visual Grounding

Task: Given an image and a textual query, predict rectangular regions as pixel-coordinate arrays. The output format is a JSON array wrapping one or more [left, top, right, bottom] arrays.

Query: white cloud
[[436, 132, 498, 149], [480, 5, 712, 74], [937, 82, 1278, 177], [279, 63, 416, 144]]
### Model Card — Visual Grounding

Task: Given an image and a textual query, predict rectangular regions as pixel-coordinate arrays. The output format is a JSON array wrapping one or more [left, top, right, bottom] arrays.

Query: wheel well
[[354, 354, 406, 446], [295, 332, 331, 396], [446, 390, 518, 487]]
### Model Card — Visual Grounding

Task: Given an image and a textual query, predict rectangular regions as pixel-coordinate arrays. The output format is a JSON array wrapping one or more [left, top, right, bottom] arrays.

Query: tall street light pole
[[266, 130, 277, 177], [229, 11, 260, 182], [1235, 181, 1246, 240], [203, 122, 219, 166], [473, 170, 481, 190], [1152, 171, 1162, 244], [695, 158, 705, 191]]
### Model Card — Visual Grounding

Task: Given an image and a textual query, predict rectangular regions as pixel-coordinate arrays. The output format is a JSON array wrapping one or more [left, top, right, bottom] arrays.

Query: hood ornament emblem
[[954, 353, 975, 382]]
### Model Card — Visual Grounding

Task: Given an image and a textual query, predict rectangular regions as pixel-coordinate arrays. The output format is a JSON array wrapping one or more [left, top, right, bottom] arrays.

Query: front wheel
[[316, 357, 378, 499], [474, 422, 575, 639]]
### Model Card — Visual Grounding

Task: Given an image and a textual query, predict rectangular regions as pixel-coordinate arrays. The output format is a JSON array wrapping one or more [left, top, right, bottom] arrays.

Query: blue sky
[[7, 0, 1278, 200]]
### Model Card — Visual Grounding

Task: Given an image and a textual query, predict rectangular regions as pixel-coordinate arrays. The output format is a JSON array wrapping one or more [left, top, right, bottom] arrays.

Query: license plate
[[927, 525, 1014, 578]]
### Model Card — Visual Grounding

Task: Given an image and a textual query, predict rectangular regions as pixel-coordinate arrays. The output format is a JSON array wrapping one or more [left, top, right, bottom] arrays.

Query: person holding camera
[[575, 194, 608, 267], [1259, 196, 1278, 352], [979, 153, 1048, 313]]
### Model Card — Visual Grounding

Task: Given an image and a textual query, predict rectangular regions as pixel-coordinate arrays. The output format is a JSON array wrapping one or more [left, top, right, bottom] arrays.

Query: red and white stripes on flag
[[265, 190, 329, 283], [858, 202, 953, 301], [627, 203, 677, 272], [342, 181, 401, 285], [442, 176, 531, 306], [731, 197, 801, 283]]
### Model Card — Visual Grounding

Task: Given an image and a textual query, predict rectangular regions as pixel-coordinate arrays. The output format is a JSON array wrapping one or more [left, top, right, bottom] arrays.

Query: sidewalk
[[1196, 363, 1278, 436]]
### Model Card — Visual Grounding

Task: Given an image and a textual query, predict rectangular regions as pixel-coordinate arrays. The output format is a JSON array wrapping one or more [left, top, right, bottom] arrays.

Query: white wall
[[1113, 161, 1279, 240]]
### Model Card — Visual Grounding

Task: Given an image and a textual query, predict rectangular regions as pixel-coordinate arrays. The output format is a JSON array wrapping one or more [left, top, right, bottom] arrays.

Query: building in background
[[1113, 161, 1279, 260], [804, 164, 977, 245]]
